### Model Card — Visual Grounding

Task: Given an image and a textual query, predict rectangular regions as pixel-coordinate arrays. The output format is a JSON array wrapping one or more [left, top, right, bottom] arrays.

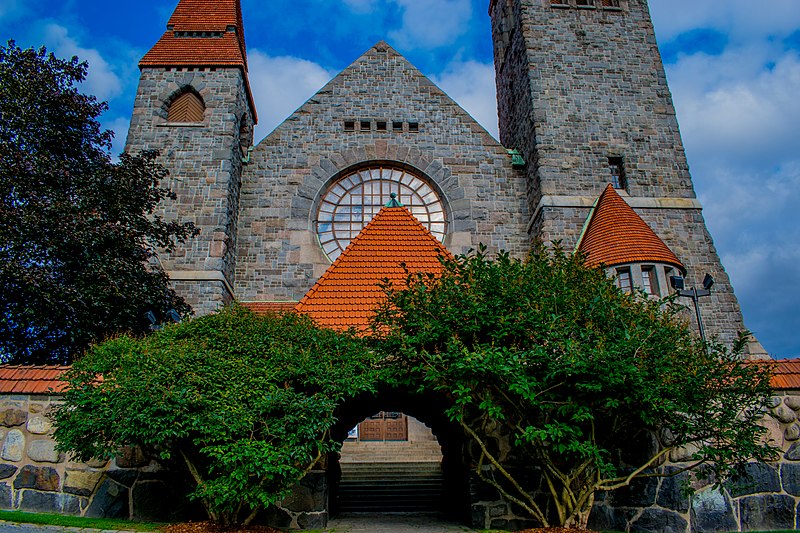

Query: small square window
[[360, 121, 371, 131], [393, 121, 403, 131], [408, 122, 419, 133], [616, 267, 632, 293], [602, 0, 621, 7], [576, 0, 595, 6], [376, 121, 387, 131], [608, 157, 627, 190], [344, 121, 355, 132]]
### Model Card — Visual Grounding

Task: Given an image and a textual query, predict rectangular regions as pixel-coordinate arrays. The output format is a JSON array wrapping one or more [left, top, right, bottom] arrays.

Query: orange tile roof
[[579, 184, 684, 271], [139, 0, 257, 123], [770, 359, 800, 390], [140, 33, 246, 69], [295, 206, 453, 331], [240, 301, 298, 314], [0, 366, 69, 394]]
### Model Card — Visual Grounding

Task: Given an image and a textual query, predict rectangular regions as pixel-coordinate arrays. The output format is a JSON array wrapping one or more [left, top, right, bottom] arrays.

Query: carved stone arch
[[302, 145, 472, 230]]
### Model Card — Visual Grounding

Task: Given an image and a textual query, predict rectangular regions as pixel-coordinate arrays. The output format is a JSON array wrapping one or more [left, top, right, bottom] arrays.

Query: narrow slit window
[[608, 157, 626, 190], [616, 267, 632, 293]]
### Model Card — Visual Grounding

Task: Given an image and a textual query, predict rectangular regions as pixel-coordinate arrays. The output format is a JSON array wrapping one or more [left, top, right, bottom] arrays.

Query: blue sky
[[2, 0, 799, 357]]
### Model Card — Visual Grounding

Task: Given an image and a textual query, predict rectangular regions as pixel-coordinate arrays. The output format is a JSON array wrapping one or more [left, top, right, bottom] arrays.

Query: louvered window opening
[[168, 92, 205, 123], [317, 166, 446, 262]]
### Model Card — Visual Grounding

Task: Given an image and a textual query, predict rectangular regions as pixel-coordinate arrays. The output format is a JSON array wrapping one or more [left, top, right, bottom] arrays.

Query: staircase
[[337, 461, 444, 513]]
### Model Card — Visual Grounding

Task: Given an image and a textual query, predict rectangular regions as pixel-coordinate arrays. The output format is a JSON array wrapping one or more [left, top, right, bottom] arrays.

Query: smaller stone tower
[[125, 0, 256, 315]]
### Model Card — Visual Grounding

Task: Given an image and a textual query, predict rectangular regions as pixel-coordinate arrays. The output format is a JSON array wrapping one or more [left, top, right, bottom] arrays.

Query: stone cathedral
[[124, 0, 760, 355], [8, 0, 800, 530]]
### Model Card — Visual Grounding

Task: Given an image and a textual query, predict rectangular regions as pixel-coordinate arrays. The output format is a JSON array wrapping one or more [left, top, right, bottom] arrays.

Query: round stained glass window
[[316, 166, 447, 262]]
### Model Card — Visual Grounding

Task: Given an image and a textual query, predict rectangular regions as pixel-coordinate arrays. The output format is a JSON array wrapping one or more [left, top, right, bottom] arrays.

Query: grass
[[0, 510, 166, 531]]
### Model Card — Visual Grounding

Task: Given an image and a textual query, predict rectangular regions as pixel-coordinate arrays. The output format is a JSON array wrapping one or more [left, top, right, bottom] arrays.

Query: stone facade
[[235, 42, 531, 302], [488, 0, 748, 347]]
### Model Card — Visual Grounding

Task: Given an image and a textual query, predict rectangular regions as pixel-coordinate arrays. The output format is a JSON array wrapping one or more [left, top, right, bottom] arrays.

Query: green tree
[[0, 41, 196, 364], [53, 306, 381, 527], [374, 245, 776, 528]]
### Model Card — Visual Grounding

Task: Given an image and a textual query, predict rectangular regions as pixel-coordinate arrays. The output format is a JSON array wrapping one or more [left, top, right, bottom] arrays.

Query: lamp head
[[670, 275, 685, 291], [702, 273, 715, 291]]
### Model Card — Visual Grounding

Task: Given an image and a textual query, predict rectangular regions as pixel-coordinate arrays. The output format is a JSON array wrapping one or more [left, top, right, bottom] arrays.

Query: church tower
[[489, 0, 755, 349], [125, 0, 256, 315]]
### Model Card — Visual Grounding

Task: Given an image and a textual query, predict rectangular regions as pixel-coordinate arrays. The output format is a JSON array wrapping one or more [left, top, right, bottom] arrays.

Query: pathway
[[325, 513, 477, 532]]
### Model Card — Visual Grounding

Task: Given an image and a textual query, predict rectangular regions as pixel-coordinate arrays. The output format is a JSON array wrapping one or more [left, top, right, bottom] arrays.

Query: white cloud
[[432, 60, 499, 139], [649, 0, 800, 43], [42, 23, 123, 101], [248, 50, 335, 143], [669, 51, 800, 166], [389, 0, 472, 49]]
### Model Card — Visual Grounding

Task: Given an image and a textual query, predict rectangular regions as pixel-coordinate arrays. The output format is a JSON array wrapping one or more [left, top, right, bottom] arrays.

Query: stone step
[[337, 462, 445, 513]]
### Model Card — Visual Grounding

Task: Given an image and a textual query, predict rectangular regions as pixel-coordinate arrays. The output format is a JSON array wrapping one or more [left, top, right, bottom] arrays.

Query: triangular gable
[[295, 205, 453, 331], [578, 185, 684, 271], [260, 40, 500, 145]]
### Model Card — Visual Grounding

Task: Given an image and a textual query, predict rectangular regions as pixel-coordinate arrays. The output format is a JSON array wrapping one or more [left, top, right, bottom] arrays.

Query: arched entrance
[[328, 386, 472, 524]]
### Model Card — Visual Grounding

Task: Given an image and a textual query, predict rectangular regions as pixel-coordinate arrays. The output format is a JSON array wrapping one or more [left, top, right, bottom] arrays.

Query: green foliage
[[0, 40, 196, 364], [374, 244, 776, 527], [54, 306, 381, 527]]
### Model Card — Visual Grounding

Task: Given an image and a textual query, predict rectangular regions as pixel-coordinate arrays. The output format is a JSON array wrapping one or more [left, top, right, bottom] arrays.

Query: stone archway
[[328, 385, 472, 524]]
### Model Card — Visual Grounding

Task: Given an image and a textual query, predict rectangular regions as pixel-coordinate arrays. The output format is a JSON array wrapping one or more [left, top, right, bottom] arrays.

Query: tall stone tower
[[125, 0, 256, 315], [489, 0, 754, 349]]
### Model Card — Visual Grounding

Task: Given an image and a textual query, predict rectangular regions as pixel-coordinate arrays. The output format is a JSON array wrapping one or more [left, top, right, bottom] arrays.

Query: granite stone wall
[[0, 394, 193, 520], [124, 66, 253, 316], [489, 0, 752, 350]]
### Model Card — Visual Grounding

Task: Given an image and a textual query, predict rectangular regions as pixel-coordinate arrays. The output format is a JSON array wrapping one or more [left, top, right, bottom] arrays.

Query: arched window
[[316, 165, 446, 262], [167, 91, 205, 123]]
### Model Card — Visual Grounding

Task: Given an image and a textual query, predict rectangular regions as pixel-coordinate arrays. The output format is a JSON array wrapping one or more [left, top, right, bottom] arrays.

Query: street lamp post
[[670, 274, 715, 344]]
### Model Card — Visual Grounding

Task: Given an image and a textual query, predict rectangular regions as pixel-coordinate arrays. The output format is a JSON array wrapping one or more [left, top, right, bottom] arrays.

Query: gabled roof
[[295, 205, 453, 331], [0, 366, 68, 394], [578, 185, 684, 271]]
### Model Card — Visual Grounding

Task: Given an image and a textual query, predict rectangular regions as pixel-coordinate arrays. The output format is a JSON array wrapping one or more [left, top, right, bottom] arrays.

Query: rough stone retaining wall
[[4, 391, 800, 531], [471, 392, 800, 532]]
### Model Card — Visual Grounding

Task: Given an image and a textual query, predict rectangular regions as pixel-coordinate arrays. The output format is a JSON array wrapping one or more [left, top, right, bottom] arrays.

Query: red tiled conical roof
[[579, 185, 684, 271], [295, 205, 453, 332]]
